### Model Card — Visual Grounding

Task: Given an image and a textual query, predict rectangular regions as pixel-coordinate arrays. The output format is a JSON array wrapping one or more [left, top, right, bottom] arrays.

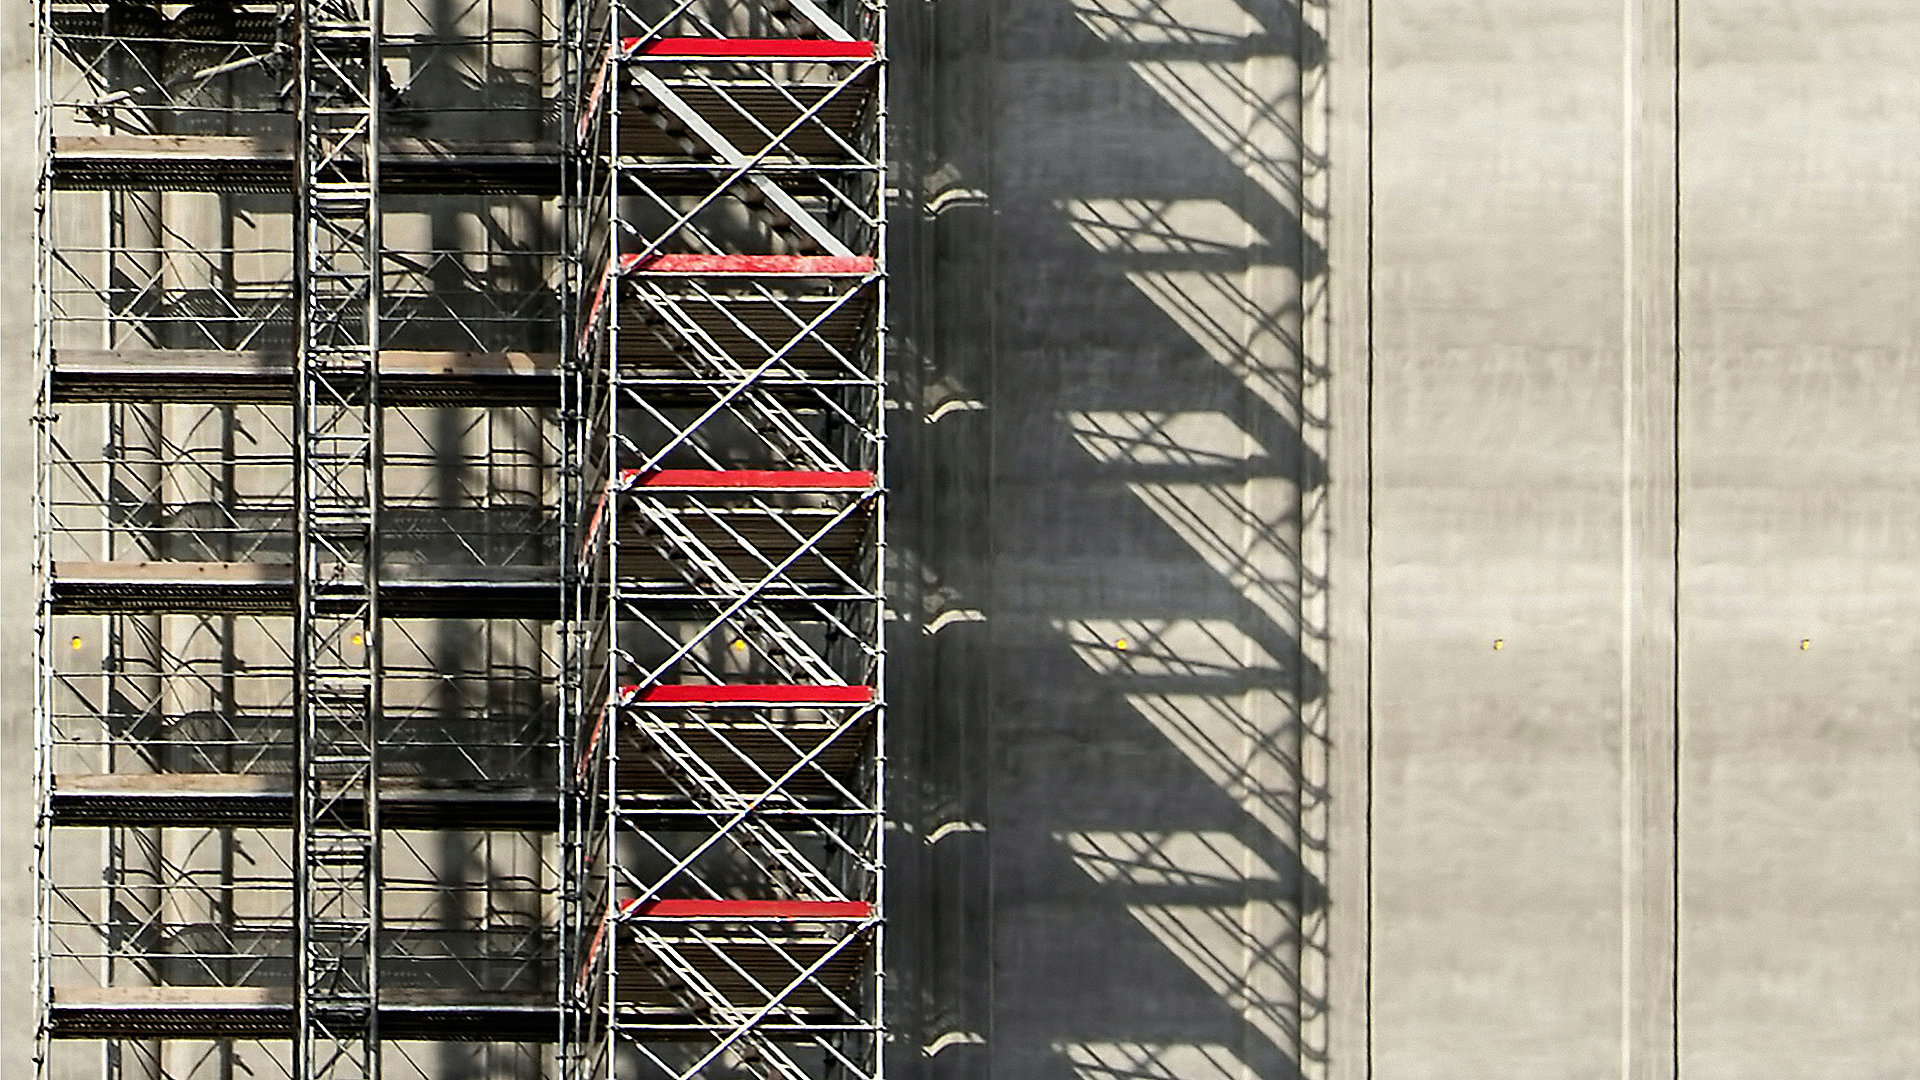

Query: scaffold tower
[[569, 1, 887, 1079]]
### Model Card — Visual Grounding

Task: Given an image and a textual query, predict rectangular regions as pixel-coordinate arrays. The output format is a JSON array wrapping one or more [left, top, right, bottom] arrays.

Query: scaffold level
[[50, 348, 561, 404], [50, 772, 560, 830], [48, 987, 560, 1042], [51, 134, 563, 193], [48, 561, 561, 616]]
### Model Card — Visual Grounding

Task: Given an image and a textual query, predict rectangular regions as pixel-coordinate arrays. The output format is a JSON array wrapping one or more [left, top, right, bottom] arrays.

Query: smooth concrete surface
[[1679, 4, 1920, 1074], [1367, 1, 1916, 1077], [5, 2, 1920, 1080], [1369, 2, 1679, 1076]]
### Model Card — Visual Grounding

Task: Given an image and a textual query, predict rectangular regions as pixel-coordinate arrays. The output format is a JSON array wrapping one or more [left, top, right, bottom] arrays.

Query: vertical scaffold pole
[[294, 0, 384, 1074]]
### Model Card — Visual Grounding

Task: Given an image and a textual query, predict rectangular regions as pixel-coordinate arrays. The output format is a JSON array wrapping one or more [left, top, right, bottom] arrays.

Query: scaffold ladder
[[574, 6, 886, 1080], [295, 0, 383, 1075]]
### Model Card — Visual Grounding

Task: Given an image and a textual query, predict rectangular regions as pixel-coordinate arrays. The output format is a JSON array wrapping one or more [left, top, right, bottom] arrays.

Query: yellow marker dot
[[350, 633, 363, 646], [1114, 638, 1130, 651], [1493, 638, 1505, 651], [1800, 639, 1811, 651], [730, 639, 748, 652], [69, 636, 83, 651]]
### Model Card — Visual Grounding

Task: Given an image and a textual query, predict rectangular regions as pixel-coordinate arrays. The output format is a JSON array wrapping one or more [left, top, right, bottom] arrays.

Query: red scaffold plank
[[621, 898, 873, 920], [578, 912, 613, 990], [579, 486, 613, 568], [578, 263, 614, 354], [577, 44, 616, 143], [619, 468, 875, 490], [574, 706, 607, 786], [622, 37, 877, 62], [620, 253, 875, 277], [620, 683, 876, 706]]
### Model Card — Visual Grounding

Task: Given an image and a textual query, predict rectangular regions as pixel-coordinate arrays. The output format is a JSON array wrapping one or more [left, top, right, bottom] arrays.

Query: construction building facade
[[30, 0, 883, 1077], [20, 1, 1920, 1078]]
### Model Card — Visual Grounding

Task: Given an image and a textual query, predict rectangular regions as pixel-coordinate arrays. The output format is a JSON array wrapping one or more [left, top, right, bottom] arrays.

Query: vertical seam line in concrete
[[1620, 5, 1638, 1069], [982, 0, 1000, 1066], [1314, 0, 1378, 1070], [1363, 0, 1377, 1074], [1668, 4, 1682, 1072], [1621, 0, 1635, 1064], [1620, 2, 1681, 1075]]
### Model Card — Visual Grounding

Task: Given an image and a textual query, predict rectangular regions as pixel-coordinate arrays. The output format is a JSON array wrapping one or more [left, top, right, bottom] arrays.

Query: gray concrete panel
[[1370, 1, 1678, 1075], [1679, 4, 1920, 1075]]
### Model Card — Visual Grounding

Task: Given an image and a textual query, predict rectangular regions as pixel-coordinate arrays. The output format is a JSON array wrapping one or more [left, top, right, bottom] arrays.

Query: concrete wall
[[1363, 2, 1919, 1076], [6, 1, 1920, 1079], [889, 1, 1919, 1078], [1677, 4, 1920, 1072], [1369, 3, 1680, 1073], [889, 5, 1333, 1080]]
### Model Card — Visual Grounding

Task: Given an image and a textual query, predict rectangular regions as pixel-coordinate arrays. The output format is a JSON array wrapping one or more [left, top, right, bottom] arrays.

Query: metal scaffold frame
[[31, 0, 891, 1073], [293, 0, 385, 1074], [568, 3, 887, 1080], [33, 0, 573, 1072]]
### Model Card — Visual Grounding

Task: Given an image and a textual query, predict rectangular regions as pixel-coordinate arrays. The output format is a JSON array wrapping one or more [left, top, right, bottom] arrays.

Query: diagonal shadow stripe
[[890, 1, 1334, 1079]]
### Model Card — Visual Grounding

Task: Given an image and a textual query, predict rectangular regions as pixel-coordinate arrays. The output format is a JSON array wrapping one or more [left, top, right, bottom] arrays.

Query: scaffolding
[[34, 0, 570, 1075], [568, 2, 886, 1080], [35, 0, 886, 1075], [292, 0, 385, 1073]]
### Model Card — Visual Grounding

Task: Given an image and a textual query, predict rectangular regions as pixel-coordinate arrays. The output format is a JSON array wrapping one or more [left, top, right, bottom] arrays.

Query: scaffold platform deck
[[50, 348, 560, 405], [50, 772, 559, 830], [49, 561, 561, 617], [47, 987, 559, 1042], [51, 134, 564, 194]]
